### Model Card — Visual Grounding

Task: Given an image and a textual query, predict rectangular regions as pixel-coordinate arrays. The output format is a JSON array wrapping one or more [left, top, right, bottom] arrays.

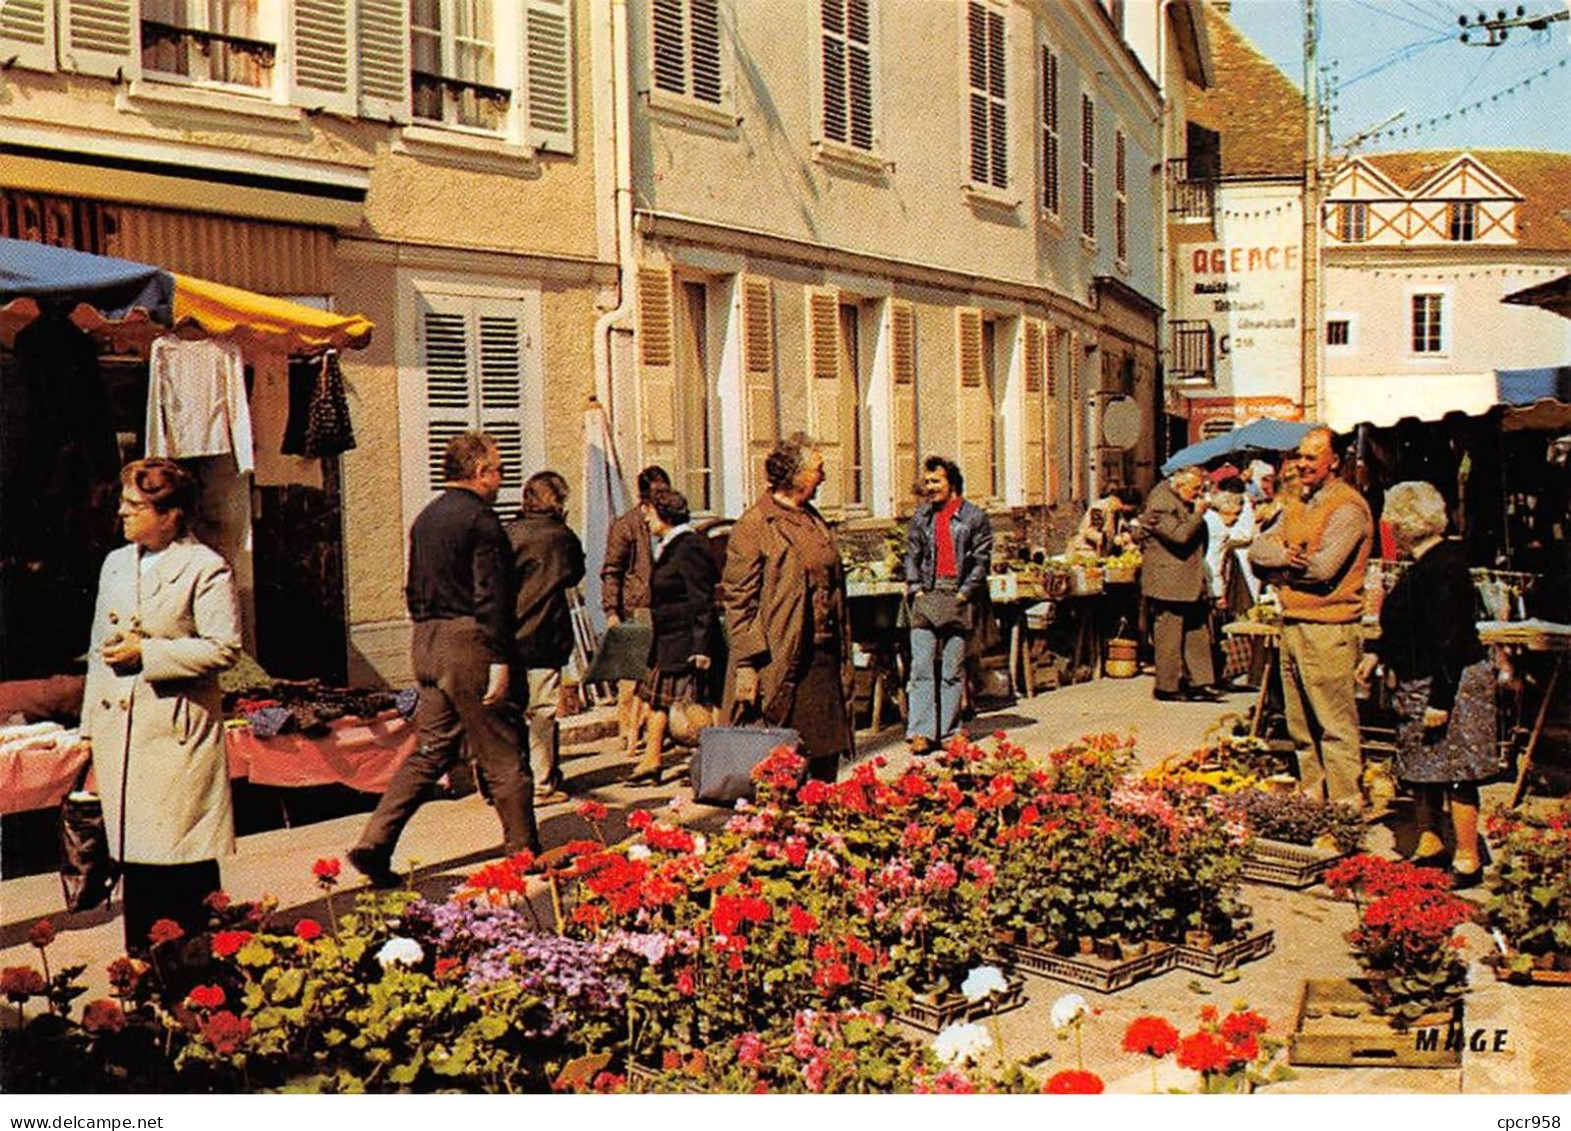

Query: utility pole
[[1300, 0, 1323, 421], [1457, 6, 1569, 46]]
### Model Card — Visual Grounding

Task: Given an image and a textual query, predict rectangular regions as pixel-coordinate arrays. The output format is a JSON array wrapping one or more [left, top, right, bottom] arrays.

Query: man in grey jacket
[[1138, 466, 1218, 701], [903, 455, 993, 752]]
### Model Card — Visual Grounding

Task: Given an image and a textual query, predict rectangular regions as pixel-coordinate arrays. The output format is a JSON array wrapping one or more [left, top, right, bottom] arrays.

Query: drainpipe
[[592, 0, 636, 415]]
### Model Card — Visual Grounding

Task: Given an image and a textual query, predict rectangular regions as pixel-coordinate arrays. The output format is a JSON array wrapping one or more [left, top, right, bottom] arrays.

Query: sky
[[1230, 0, 1571, 154]]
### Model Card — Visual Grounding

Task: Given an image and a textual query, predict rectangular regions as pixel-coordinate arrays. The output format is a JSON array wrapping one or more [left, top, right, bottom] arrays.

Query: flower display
[[959, 965, 1008, 1004], [1483, 801, 1571, 974]]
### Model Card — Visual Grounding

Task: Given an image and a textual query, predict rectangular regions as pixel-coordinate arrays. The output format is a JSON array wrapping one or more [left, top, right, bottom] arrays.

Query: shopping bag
[[583, 621, 654, 684], [690, 723, 801, 804], [58, 764, 119, 913]]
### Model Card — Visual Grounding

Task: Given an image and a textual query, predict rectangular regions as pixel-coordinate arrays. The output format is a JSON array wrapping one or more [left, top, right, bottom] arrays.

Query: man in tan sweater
[[1250, 427, 1374, 806]]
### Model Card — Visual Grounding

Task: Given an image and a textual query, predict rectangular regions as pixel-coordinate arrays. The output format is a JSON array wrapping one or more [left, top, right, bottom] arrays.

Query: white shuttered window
[[0, 0, 55, 71], [651, 0, 722, 105], [820, 0, 873, 151], [965, 1, 1005, 190]]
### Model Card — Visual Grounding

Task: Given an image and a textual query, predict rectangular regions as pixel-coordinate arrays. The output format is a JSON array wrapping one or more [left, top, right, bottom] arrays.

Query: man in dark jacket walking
[[1138, 466, 1217, 701], [601, 465, 670, 747], [349, 432, 537, 887], [507, 471, 586, 807], [903, 455, 993, 752]]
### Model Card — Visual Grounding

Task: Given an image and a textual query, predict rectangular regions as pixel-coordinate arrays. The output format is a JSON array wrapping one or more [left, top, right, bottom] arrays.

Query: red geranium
[[106, 957, 147, 997], [1176, 1030, 1236, 1074], [148, 919, 184, 946], [186, 984, 225, 1010], [211, 930, 253, 958], [28, 919, 56, 950], [577, 799, 609, 822], [1220, 1010, 1269, 1045], [1043, 1070, 1104, 1094], [1, 966, 46, 1001], [311, 857, 341, 881], [294, 919, 323, 941], [81, 998, 126, 1034], [788, 906, 819, 935], [199, 1010, 252, 1055], [1123, 1015, 1180, 1058], [628, 809, 653, 831], [202, 890, 232, 912]]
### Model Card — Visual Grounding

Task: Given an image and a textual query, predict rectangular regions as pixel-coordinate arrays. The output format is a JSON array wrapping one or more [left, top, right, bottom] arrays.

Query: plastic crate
[[1173, 929, 1276, 977], [1001, 940, 1177, 992], [1241, 837, 1344, 889]]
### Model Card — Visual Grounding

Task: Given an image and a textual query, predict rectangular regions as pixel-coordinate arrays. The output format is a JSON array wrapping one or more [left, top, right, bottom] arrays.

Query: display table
[[1, 711, 417, 816]]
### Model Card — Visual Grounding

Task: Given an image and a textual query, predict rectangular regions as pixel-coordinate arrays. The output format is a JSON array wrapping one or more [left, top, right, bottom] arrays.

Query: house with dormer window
[[1321, 150, 1571, 433]]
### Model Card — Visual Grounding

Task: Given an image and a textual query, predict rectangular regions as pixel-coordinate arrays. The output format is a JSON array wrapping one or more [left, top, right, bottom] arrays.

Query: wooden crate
[[1174, 928, 1276, 977], [866, 974, 1028, 1033], [1288, 978, 1463, 1069], [1002, 940, 1177, 992], [1241, 837, 1344, 889], [1486, 954, 1571, 985]]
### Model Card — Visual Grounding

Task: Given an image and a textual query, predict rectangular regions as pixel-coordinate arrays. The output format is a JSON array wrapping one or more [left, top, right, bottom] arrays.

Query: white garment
[[654, 521, 695, 560], [1204, 500, 1259, 601], [146, 336, 255, 473]]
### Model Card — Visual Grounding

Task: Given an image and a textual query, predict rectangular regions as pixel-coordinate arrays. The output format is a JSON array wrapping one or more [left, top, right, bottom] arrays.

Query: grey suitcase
[[690, 724, 801, 804]]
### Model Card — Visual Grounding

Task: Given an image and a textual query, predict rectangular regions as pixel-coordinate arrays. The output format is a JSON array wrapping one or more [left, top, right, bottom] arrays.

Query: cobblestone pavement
[[2, 674, 1563, 1093]]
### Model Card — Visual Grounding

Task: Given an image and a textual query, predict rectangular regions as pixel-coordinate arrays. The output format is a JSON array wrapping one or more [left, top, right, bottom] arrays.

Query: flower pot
[[1184, 929, 1215, 950], [1534, 953, 1557, 971], [1077, 935, 1097, 956], [1094, 938, 1121, 961], [1118, 938, 1148, 960]]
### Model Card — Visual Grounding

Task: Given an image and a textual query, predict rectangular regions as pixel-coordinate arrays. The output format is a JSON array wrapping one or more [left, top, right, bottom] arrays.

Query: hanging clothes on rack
[[282, 349, 356, 459], [146, 335, 255, 473]]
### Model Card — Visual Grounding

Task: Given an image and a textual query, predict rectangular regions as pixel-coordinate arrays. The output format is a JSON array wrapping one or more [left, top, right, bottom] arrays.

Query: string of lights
[[1351, 57, 1569, 145], [1327, 265, 1567, 280]]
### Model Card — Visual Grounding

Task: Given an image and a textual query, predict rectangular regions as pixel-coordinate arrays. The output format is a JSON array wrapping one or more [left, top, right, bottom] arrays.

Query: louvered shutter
[[293, 0, 355, 115], [966, 2, 1005, 189], [476, 305, 527, 510], [651, 0, 686, 97], [821, 0, 873, 150], [956, 307, 988, 500], [0, 0, 54, 72], [638, 267, 680, 472], [524, 0, 573, 153], [1044, 325, 1060, 500], [806, 286, 844, 511], [358, 0, 410, 122], [741, 276, 778, 499], [1022, 319, 1045, 505], [420, 295, 478, 501], [58, 0, 133, 78], [688, 0, 721, 104], [889, 299, 917, 511]]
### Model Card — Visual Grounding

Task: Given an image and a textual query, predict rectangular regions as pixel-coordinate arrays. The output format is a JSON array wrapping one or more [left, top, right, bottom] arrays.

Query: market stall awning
[[1322, 372, 1501, 433], [173, 273, 373, 354], [1503, 273, 1571, 320], [0, 237, 174, 343], [1161, 417, 1315, 474]]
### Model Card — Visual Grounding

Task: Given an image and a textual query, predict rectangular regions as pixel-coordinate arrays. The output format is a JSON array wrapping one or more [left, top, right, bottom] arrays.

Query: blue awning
[[1497, 367, 1571, 406], [0, 237, 174, 323], [1161, 417, 1317, 475]]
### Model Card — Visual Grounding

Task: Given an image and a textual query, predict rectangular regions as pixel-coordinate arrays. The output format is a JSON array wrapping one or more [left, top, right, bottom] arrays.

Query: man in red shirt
[[903, 456, 993, 753]]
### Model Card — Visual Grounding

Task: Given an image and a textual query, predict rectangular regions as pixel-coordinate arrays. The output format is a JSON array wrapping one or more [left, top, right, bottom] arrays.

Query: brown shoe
[[907, 736, 933, 756]]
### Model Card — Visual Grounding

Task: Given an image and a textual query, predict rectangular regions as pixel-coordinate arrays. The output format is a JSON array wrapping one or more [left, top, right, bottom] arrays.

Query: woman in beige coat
[[722, 435, 853, 781], [79, 459, 240, 952]]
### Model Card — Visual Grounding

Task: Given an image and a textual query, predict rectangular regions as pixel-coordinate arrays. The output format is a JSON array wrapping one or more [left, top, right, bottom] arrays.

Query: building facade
[[1321, 150, 1571, 432], [0, 0, 610, 686], [612, 0, 1186, 522]]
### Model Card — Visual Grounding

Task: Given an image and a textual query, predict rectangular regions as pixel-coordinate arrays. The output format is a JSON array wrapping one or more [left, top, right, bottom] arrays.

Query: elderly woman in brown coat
[[722, 434, 853, 782], [79, 459, 241, 953]]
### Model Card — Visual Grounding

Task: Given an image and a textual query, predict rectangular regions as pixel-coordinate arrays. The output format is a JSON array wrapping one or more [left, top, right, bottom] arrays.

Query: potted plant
[[1482, 802, 1571, 980]]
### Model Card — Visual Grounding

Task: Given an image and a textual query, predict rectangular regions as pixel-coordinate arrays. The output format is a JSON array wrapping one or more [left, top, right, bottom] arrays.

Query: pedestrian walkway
[[1, 675, 1561, 1093]]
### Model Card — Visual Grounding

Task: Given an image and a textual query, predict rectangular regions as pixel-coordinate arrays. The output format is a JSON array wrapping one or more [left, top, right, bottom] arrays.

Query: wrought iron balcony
[[1166, 158, 1215, 221], [1168, 319, 1215, 386]]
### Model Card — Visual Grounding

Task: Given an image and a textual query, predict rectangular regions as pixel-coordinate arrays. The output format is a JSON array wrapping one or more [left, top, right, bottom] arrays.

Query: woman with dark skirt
[[630, 486, 719, 781], [1357, 480, 1500, 887], [721, 434, 854, 782]]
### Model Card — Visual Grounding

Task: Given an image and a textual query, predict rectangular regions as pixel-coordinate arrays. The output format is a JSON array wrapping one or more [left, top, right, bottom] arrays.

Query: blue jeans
[[907, 626, 967, 743]]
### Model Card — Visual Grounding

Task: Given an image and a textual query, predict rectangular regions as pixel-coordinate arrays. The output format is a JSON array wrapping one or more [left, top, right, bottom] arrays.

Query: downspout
[[592, 0, 636, 413]]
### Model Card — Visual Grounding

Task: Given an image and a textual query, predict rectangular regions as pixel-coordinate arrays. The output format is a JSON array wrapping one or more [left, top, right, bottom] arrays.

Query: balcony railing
[[1169, 320, 1215, 386], [141, 20, 275, 87], [1166, 158, 1215, 221]]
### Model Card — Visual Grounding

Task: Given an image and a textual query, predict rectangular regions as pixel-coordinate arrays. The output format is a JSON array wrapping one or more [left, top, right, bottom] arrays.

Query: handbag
[[583, 621, 655, 685], [690, 704, 801, 804], [58, 762, 120, 913], [911, 589, 969, 634]]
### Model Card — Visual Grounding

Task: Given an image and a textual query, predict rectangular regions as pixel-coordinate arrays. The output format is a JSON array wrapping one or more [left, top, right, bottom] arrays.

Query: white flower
[[1049, 992, 1090, 1032], [691, 833, 708, 856], [960, 964, 1009, 1004], [931, 1022, 993, 1066], [627, 843, 652, 862], [375, 937, 425, 968]]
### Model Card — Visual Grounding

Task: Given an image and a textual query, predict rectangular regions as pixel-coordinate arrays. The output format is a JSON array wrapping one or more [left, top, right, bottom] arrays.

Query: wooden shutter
[[293, 0, 355, 115], [822, 0, 873, 150], [476, 305, 527, 510], [806, 287, 844, 510], [1041, 45, 1059, 213], [966, 1, 1005, 189], [638, 267, 679, 471], [651, 0, 686, 96], [688, 0, 721, 103], [1022, 319, 1045, 505], [741, 276, 778, 499], [1044, 326, 1060, 501], [58, 0, 133, 78], [889, 299, 917, 511], [358, 0, 410, 122], [419, 296, 476, 500], [525, 0, 573, 153], [956, 307, 988, 497], [0, 0, 54, 72]]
